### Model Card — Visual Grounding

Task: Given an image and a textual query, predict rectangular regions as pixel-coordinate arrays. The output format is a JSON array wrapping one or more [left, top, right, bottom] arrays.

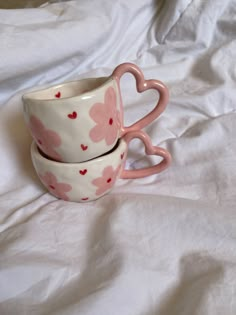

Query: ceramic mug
[[23, 62, 169, 163], [31, 130, 172, 202]]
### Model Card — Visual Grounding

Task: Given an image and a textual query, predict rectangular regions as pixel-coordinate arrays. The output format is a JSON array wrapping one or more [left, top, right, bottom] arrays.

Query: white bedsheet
[[0, 1, 236, 314]]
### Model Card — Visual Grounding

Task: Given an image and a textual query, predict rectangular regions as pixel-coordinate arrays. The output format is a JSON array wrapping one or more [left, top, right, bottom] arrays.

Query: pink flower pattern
[[29, 115, 62, 161], [89, 87, 121, 145], [92, 165, 121, 196], [40, 171, 72, 201]]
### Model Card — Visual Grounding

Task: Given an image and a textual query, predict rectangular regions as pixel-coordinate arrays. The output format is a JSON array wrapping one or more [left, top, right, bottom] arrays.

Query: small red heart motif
[[55, 91, 61, 98], [81, 144, 88, 151], [81, 197, 89, 201], [79, 169, 87, 175], [68, 111, 77, 119], [120, 152, 124, 159]]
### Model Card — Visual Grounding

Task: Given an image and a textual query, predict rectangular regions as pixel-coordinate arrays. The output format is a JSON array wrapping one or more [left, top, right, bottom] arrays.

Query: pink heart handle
[[112, 62, 169, 135], [120, 130, 172, 179]]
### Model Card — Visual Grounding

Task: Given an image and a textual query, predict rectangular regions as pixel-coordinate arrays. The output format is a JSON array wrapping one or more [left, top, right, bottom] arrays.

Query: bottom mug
[[31, 130, 172, 202]]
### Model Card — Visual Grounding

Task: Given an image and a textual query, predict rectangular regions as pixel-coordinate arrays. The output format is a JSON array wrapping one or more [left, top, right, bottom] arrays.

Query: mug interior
[[24, 77, 109, 101], [34, 138, 123, 166]]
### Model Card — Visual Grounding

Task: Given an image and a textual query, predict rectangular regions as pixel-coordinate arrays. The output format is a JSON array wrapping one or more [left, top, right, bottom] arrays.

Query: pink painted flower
[[89, 87, 121, 145], [40, 171, 72, 201], [92, 165, 121, 196], [29, 115, 62, 161]]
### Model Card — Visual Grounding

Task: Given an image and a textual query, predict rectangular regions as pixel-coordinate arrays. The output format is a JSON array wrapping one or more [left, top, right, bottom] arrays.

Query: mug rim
[[23, 76, 113, 103], [31, 138, 125, 168]]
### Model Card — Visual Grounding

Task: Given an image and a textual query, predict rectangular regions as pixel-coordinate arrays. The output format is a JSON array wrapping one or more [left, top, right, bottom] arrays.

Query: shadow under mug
[[23, 62, 169, 163], [31, 130, 172, 202]]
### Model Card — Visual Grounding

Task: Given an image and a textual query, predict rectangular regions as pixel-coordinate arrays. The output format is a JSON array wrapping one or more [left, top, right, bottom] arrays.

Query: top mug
[[22, 62, 169, 163]]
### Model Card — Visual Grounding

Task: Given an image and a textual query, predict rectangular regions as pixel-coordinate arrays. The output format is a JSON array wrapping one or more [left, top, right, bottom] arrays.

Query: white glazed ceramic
[[23, 62, 169, 163], [31, 130, 172, 202]]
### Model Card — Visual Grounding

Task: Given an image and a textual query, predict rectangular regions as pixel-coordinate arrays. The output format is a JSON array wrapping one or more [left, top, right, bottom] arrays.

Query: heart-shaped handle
[[112, 62, 169, 135], [120, 130, 171, 179]]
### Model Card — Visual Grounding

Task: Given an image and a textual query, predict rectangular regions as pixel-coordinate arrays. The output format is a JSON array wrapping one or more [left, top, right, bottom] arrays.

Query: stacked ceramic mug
[[22, 63, 172, 202]]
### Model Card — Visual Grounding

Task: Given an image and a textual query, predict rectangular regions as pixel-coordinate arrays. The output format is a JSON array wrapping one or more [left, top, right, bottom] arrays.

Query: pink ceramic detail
[[112, 62, 169, 136], [29, 115, 62, 161], [40, 171, 72, 201], [89, 87, 121, 145], [92, 165, 121, 196], [121, 130, 172, 179]]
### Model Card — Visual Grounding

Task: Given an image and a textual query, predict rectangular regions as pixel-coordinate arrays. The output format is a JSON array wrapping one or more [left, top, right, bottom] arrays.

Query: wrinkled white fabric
[[0, 0, 236, 314]]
